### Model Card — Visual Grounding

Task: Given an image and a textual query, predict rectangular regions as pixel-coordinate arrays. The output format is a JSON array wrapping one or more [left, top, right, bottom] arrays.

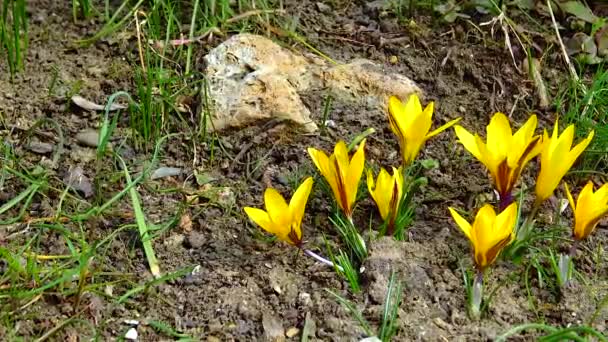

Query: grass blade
[[117, 154, 160, 278]]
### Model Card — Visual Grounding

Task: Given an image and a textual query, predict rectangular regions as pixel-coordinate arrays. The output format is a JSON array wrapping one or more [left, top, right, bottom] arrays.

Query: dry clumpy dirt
[[1, 0, 607, 341]]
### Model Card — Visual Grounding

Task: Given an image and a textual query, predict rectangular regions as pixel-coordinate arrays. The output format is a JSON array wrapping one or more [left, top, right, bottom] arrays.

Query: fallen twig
[[547, 0, 582, 86]]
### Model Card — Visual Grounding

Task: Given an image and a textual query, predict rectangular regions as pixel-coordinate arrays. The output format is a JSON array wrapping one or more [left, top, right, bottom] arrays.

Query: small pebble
[[75, 129, 100, 147], [184, 231, 206, 249], [151, 167, 182, 180], [125, 327, 138, 341], [316, 2, 331, 13], [286, 327, 300, 338], [298, 292, 312, 307], [27, 141, 54, 154]]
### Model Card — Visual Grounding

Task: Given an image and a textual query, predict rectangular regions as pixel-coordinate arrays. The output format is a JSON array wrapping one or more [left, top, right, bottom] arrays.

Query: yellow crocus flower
[[448, 203, 518, 270], [244, 177, 314, 246], [308, 140, 366, 219], [367, 166, 404, 229], [564, 181, 608, 240], [454, 113, 541, 204], [388, 94, 461, 165], [535, 120, 594, 204]]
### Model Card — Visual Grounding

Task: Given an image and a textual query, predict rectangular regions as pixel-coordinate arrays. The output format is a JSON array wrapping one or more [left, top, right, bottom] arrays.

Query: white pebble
[[125, 327, 138, 340]]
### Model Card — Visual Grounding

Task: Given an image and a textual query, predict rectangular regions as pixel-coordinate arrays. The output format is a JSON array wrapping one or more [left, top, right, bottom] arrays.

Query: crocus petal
[[426, 117, 462, 140], [375, 168, 392, 220], [403, 93, 423, 130], [454, 125, 484, 162], [564, 182, 576, 213], [264, 188, 291, 229], [393, 166, 404, 201], [474, 135, 499, 175], [309, 147, 342, 208], [308, 148, 332, 186], [288, 177, 314, 242], [567, 130, 594, 165], [595, 183, 608, 200], [244, 207, 284, 240], [346, 139, 366, 209], [404, 102, 433, 151], [388, 96, 408, 141], [494, 203, 517, 242], [486, 113, 512, 159], [366, 169, 376, 198], [333, 141, 351, 181], [508, 114, 538, 167], [472, 204, 497, 253], [448, 207, 473, 242]]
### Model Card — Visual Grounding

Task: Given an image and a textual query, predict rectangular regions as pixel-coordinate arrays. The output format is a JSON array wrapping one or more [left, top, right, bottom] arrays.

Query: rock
[[184, 231, 206, 249], [262, 312, 285, 342], [364, 0, 390, 15], [203, 34, 421, 134], [163, 234, 185, 248], [124, 327, 138, 340], [64, 165, 94, 198], [359, 337, 382, 342], [75, 129, 100, 147], [298, 292, 312, 307], [323, 59, 421, 104], [150, 167, 182, 180], [316, 2, 331, 13], [26, 141, 54, 154]]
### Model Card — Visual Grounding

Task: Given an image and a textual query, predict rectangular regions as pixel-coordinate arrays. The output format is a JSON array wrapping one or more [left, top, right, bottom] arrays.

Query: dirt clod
[[184, 231, 206, 249]]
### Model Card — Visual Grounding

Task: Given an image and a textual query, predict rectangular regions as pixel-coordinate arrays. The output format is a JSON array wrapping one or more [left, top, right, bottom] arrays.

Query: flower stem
[[470, 270, 484, 320], [557, 253, 571, 287], [559, 241, 578, 287], [303, 249, 344, 272]]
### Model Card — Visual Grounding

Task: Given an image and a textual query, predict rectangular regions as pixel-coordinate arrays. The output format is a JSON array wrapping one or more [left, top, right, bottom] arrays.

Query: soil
[[1, 0, 607, 341]]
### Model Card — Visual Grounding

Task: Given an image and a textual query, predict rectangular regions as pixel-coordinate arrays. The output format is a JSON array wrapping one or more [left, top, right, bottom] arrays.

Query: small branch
[[547, 0, 582, 87]]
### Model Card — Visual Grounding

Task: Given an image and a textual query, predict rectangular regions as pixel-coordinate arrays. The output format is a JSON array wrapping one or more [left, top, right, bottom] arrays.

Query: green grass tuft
[[0, 0, 28, 79], [558, 65, 608, 174]]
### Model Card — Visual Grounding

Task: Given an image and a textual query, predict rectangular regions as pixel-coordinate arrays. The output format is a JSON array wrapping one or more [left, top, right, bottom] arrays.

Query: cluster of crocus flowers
[[449, 203, 518, 318], [388, 94, 461, 166], [307, 139, 366, 221], [366, 94, 460, 237], [454, 113, 542, 209]]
